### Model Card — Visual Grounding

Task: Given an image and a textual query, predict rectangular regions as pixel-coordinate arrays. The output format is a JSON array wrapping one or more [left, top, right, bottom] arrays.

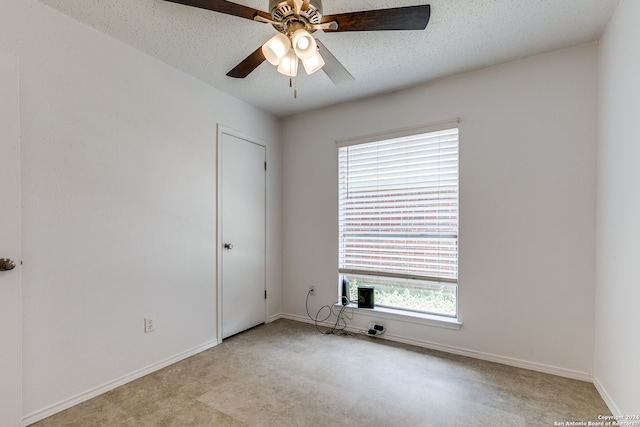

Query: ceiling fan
[[163, 0, 431, 86]]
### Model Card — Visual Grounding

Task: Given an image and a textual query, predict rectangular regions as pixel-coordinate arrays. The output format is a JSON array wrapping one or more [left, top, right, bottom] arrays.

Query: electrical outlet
[[309, 285, 315, 296], [367, 323, 386, 336], [144, 317, 155, 333]]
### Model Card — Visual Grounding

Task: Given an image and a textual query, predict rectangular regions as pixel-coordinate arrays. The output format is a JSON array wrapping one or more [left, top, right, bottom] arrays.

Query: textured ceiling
[[37, 0, 619, 117]]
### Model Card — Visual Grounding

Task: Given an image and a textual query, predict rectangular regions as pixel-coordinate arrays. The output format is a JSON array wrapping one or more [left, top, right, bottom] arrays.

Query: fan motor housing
[[269, 0, 323, 26]]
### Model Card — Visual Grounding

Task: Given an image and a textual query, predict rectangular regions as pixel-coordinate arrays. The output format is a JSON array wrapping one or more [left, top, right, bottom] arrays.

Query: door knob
[[223, 243, 234, 250], [0, 258, 16, 271]]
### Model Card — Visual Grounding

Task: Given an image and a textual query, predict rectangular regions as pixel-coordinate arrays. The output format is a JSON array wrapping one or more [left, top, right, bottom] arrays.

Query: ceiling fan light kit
[[262, 26, 321, 77], [163, 0, 431, 89]]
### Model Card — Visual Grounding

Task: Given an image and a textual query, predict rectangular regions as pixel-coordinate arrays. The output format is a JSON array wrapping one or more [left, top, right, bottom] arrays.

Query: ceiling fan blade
[[226, 46, 266, 78], [322, 4, 431, 32], [163, 0, 271, 21], [316, 39, 354, 87]]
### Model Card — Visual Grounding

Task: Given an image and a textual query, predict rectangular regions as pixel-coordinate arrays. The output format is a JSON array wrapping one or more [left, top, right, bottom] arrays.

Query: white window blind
[[338, 127, 459, 284]]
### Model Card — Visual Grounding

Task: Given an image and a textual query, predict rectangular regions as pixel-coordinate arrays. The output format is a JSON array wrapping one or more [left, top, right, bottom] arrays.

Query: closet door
[[218, 130, 266, 339]]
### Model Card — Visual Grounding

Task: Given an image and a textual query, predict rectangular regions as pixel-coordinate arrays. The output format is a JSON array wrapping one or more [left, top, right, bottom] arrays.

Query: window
[[338, 123, 459, 317]]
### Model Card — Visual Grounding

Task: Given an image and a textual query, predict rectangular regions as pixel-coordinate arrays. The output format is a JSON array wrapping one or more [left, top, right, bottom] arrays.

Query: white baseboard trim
[[280, 313, 592, 382], [267, 312, 283, 323], [593, 375, 622, 416], [22, 340, 219, 426]]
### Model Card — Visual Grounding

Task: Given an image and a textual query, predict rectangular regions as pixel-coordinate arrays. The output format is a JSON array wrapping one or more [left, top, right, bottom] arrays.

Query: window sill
[[334, 303, 463, 331]]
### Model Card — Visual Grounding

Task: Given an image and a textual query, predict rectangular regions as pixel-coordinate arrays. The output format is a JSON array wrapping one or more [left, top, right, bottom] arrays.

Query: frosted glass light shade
[[292, 29, 317, 60], [302, 51, 325, 75], [262, 33, 291, 66], [277, 50, 299, 77]]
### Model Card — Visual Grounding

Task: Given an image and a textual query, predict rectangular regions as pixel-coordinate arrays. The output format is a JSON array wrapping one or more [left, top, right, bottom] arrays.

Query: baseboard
[[267, 312, 283, 323], [280, 313, 592, 382], [22, 340, 219, 426], [593, 375, 622, 416]]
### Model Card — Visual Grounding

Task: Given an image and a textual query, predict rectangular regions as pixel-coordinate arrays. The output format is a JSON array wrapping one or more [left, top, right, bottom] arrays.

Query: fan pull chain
[[289, 76, 297, 99]]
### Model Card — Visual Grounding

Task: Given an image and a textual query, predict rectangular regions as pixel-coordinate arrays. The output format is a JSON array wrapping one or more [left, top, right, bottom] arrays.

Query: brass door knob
[[0, 258, 16, 271]]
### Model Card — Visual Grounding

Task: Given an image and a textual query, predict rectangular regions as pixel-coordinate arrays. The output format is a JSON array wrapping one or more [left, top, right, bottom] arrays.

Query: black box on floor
[[357, 286, 374, 309]]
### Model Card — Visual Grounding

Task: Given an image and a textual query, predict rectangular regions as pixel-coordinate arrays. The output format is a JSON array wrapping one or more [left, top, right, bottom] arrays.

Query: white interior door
[[0, 51, 22, 427], [218, 129, 266, 339]]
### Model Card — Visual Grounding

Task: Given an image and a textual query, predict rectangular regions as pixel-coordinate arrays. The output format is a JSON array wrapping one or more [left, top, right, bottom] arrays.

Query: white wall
[[282, 43, 598, 378], [595, 0, 640, 415], [0, 0, 281, 422]]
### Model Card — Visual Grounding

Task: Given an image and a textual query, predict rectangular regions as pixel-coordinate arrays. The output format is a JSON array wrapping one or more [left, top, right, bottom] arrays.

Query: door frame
[[0, 50, 22, 427], [216, 125, 267, 342]]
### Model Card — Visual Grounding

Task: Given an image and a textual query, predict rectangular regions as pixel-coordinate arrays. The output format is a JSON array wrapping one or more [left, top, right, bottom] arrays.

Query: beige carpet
[[31, 319, 610, 426]]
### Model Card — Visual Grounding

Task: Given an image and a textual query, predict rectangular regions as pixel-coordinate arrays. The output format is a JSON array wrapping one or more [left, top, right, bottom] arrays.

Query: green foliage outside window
[[347, 277, 456, 316]]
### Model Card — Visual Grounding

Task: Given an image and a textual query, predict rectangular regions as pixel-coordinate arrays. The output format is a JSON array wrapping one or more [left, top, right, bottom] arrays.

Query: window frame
[[337, 120, 460, 318]]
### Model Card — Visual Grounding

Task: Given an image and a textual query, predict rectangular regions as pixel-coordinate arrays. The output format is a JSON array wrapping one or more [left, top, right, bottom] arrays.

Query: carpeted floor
[[31, 319, 611, 426]]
